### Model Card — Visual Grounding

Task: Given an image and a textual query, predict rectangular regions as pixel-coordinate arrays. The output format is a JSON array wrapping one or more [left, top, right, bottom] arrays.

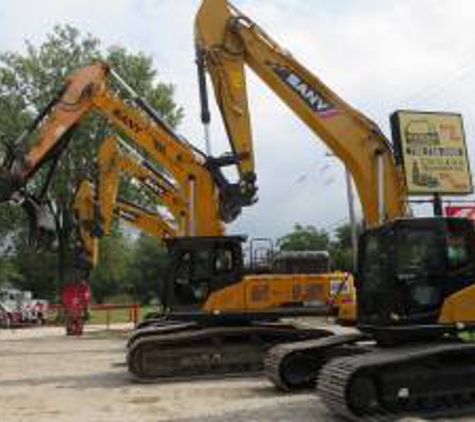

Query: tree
[[277, 222, 362, 272], [278, 224, 330, 251], [128, 234, 169, 304], [0, 256, 21, 289], [0, 25, 183, 289], [89, 230, 133, 303], [11, 239, 58, 300], [329, 222, 362, 272]]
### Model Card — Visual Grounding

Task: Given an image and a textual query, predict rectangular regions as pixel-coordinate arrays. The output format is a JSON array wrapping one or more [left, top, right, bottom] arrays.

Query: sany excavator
[[196, 0, 475, 419], [0, 62, 355, 380]]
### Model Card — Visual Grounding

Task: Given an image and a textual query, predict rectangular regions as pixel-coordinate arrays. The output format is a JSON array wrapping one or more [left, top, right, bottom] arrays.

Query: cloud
[[1, 0, 475, 240]]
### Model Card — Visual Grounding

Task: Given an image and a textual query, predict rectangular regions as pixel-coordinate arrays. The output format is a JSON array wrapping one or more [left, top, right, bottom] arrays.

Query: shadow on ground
[[0, 370, 129, 390]]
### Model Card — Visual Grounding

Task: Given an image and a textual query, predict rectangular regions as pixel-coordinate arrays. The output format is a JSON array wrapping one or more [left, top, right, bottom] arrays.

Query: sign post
[[390, 111, 473, 212]]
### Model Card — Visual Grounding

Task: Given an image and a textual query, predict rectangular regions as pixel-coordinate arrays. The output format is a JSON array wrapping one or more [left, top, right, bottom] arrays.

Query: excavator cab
[[162, 236, 245, 311], [357, 217, 475, 330]]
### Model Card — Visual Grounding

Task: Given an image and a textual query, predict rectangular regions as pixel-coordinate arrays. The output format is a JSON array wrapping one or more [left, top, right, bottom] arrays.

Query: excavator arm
[[96, 135, 188, 236], [0, 61, 252, 238], [71, 133, 201, 272], [195, 0, 407, 226], [73, 179, 176, 271]]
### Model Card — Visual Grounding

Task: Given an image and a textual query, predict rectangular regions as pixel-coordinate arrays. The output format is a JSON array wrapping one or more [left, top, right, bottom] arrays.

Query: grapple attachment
[[20, 194, 57, 249]]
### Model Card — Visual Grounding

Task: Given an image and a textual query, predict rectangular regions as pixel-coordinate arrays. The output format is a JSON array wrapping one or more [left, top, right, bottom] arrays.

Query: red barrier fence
[[91, 303, 140, 329], [47, 303, 141, 329]]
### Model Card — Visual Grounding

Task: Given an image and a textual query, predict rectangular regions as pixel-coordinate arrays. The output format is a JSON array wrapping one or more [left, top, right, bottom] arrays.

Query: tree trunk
[[56, 204, 74, 288]]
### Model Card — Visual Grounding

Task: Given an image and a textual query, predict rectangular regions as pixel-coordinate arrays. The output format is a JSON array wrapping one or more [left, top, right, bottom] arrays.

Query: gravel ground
[[0, 323, 473, 422]]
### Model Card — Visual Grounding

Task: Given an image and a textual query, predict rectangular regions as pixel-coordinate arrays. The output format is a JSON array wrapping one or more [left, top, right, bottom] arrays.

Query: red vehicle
[[0, 288, 48, 327]]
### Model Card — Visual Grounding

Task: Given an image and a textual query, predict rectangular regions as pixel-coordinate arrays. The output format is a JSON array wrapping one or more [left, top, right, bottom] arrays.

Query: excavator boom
[[0, 62, 234, 237], [196, 0, 407, 226], [73, 180, 176, 271], [96, 135, 188, 236], [72, 134, 185, 271]]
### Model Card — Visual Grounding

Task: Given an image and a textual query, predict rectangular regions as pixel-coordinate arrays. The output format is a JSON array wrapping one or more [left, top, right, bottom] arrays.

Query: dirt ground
[[0, 323, 473, 422]]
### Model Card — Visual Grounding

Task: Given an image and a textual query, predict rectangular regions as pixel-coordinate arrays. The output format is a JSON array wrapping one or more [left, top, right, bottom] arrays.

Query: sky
[[1, 0, 475, 240]]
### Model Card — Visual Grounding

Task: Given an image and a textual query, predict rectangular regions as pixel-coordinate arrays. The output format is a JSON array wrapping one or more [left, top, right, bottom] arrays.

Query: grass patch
[[87, 305, 161, 325], [88, 308, 131, 325], [460, 331, 475, 342]]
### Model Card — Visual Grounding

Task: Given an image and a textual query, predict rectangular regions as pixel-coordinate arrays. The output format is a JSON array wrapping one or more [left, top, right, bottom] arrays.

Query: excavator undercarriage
[[266, 331, 475, 421], [126, 235, 341, 381], [264, 217, 475, 420], [127, 316, 331, 381]]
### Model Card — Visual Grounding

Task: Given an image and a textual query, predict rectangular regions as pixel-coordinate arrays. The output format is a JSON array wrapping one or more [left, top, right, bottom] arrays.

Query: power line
[[396, 47, 475, 106], [324, 217, 349, 233]]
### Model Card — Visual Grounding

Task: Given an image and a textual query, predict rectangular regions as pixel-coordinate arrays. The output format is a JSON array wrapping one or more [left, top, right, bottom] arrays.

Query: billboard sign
[[391, 111, 473, 195]]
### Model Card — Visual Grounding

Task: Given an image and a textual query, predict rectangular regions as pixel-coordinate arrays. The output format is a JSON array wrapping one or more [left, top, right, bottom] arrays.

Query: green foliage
[[0, 204, 21, 238], [127, 234, 169, 304], [329, 223, 362, 272], [11, 240, 58, 300], [90, 231, 133, 303], [0, 24, 183, 292], [278, 223, 330, 251], [0, 256, 21, 288], [278, 222, 362, 272]]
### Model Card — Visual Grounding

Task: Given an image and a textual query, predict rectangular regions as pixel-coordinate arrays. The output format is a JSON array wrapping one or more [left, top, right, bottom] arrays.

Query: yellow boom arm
[[195, 0, 407, 226], [97, 135, 188, 236], [73, 180, 176, 268], [0, 62, 240, 236]]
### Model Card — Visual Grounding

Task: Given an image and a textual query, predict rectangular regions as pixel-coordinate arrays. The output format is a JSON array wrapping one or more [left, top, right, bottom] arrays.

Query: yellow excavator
[[0, 62, 355, 380], [196, 0, 475, 419], [96, 131, 356, 322]]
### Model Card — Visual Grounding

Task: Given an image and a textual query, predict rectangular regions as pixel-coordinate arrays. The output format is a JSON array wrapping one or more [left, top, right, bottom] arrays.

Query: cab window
[[396, 229, 443, 274]]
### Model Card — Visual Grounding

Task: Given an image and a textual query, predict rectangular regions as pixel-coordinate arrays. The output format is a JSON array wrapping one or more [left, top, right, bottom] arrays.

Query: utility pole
[[345, 168, 358, 271], [325, 152, 359, 271]]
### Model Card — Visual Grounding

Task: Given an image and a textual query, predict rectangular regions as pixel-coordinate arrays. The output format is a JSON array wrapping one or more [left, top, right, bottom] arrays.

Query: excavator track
[[127, 320, 196, 348], [317, 341, 475, 421], [127, 322, 332, 382], [264, 333, 368, 390]]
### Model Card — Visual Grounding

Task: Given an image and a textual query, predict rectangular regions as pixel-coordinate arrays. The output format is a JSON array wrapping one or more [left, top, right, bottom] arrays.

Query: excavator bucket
[[0, 141, 57, 248]]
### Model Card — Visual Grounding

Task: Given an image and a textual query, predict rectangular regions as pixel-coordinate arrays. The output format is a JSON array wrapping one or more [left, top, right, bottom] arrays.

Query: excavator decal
[[267, 62, 337, 117], [111, 108, 146, 136]]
